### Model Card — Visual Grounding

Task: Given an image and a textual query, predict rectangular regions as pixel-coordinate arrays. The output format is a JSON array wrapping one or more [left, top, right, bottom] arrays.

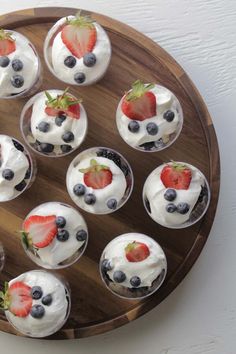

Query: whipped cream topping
[[27, 90, 87, 150], [116, 85, 182, 149], [25, 202, 88, 267], [0, 135, 29, 202], [45, 16, 111, 85], [103, 233, 167, 288], [0, 31, 39, 98], [6, 271, 69, 337], [67, 154, 127, 214], [143, 163, 206, 227]]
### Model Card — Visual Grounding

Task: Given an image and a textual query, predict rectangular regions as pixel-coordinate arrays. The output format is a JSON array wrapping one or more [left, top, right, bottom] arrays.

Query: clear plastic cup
[[99, 233, 167, 300], [43, 14, 112, 86], [4, 270, 71, 338], [0, 242, 5, 272], [0, 134, 36, 202], [143, 161, 211, 228], [0, 30, 42, 99], [21, 202, 88, 269], [20, 89, 88, 157], [66, 147, 134, 215], [116, 84, 183, 152]]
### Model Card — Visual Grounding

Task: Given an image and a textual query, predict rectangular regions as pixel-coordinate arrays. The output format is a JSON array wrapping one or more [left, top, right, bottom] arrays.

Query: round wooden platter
[[0, 7, 220, 339]]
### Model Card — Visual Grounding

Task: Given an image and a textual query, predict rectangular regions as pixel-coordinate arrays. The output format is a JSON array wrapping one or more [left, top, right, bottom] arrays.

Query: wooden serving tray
[[0, 7, 220, 339]]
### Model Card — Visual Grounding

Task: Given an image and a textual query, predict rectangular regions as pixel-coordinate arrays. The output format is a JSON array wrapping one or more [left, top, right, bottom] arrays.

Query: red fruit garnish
[[0, 29, 16, 56], [22, 215, 57, 248], [121, 80, 156, 121], [125, 241, 150, 262], [79, 159, 112, 190], [61, 12, 97, 59], [0, 281, 32, 318], [160, 162, 192, 190], [44, 88, 81, 119]]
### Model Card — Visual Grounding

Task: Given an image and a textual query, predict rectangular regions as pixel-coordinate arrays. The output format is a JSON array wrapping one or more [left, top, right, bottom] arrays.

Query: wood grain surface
[[0, 7, 220, 339]]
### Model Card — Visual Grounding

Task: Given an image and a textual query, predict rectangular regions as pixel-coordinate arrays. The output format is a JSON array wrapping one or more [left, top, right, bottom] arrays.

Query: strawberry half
[[0, 29, 16, 56], [22, 215, 57, 248], [0, 281, 32, 317], [160, 162, 192, 190], [79, 159, 112, 190], [125, 241, 150, 262], [121, 80, 156, 121], [44, 88, 81, 119], [61, 12, 97, 59]]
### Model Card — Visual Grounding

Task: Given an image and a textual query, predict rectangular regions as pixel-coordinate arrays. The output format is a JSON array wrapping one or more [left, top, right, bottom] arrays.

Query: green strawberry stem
[[126, 80, 155, 101], [0, 29, 15, 42], [66, 10, 95, 28], [79, 159, 109, 173], [0, 282, 9, 310], [169, 161, 189, 171], [45, 88, 82, 109]]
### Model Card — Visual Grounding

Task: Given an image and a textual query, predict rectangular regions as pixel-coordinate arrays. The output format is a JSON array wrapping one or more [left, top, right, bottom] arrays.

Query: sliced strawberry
[[61, 13, 97, 59], [121, 80, 156, 121], [125, 241, 150, 262], [0, 29, 16, 56], [49, 23, 66, 46], [160, 162, 192, 190], [79, 159, 112, 190], [8, 281, 32, 317], [23, 215, 57, 248], [44, 88, 81, 119]]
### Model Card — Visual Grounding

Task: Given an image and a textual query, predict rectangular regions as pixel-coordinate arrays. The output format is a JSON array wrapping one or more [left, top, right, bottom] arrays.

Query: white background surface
[[0, 0, 234, 353]]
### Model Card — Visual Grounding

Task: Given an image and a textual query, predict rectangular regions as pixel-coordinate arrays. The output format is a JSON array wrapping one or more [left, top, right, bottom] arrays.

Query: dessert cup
[[0, 135, 36, 202], [20, 88, 88, 157], [66, 147, 133, 214], [0, 29, 41, 99], [116, 80, 183, 152], [0, 270, 71, 338], [21, 202, 88, 269], [44, 12, 111, 86], [143, 161, 210, 228], [100, 233, 167, 299]]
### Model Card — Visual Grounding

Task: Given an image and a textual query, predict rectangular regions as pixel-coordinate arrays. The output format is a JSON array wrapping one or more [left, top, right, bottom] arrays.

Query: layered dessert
[[143, 161, 210, 228], [21, 202, 88, 269], [116, 80, 183, 151], [20, 88, 87, 156], [0, 270, 70, 337], [66, 147, 133, 214], [44, 11, 111, 86], [0, 135, 35, 202], [100, 233, 167, 299], [0, 29, 40, 98]]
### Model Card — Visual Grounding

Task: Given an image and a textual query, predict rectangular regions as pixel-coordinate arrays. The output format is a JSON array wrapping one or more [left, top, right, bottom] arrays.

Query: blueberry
[[12, 139, 24, 151], [128, 120, 140, 133], [55, 216, 66, 228], [113, 270, 126, 283], [61, 145, 72, 153], [84, 193, 96, 205], [55, 113, 66, 126], [0, 56, 10, 67], [177, 202, 190, 214], [31, 286, 43, 299], [30, 304, 45, 319], [76, 229, 87, 241], [166, 203, 177, 213], [101, 259, 112, 272], [42, 294, 53, 306], [39, 143, 54, 153], [139, 141, 155, 150], [12, 59, 23, 71], [38, 121, 50, 133], [56, 229, 70, 242], [146, 122, 158, 135], [83, 53, 96, 67], [107, 198, 117, 210], [163, 110, 175, 122], [74, 72, 86, 84], [97, 150, 122, 169], [2, 169, 14, 180], [64, 55, 76, 68], [164, 189, 177, 201], [24, 168, 31, 179], [11, 74, 24, 88], [15, 180, 26, 191], [130, 276, 141, 287], [73, 183, 86, 196], [62, 131, 74, 143]]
